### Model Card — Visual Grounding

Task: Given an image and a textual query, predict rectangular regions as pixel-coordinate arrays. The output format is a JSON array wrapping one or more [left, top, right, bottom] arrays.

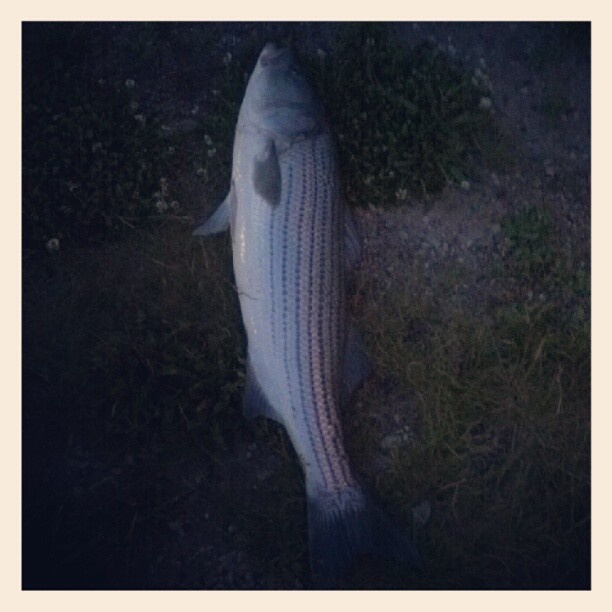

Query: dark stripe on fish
[[295, 155, 329, 482], [281, 164, 296, 419]]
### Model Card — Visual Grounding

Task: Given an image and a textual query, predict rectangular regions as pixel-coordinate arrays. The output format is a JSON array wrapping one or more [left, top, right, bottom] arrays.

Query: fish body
[[194, 42, 421, 586]]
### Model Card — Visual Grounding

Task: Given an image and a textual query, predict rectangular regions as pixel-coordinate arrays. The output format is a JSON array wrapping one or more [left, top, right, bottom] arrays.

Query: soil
[[22, 22, 590, 590]]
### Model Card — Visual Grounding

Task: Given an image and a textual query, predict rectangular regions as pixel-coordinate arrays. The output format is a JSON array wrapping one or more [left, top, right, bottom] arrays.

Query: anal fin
[[243, 355, 282, 424]]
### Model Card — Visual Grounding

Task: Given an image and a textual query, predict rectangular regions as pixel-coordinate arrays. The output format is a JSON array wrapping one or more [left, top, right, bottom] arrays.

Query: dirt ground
[[22, 22, 590, 589]]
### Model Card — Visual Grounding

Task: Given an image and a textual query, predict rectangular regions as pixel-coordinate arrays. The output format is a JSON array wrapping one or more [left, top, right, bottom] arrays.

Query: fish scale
[[255, 132, 351, 492], [193, 42, 422, 587]]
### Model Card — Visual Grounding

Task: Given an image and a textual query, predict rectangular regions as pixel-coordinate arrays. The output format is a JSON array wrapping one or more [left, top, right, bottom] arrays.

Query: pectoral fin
[[253, 139, 281, 207], [192, 184, 236, 236]]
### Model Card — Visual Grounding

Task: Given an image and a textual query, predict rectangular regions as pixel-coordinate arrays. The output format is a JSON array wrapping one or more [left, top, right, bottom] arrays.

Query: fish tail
[[307, 486, 423, 588]]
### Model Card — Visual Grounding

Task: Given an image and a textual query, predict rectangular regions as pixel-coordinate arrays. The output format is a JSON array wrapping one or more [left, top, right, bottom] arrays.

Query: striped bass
[[194, 42, 421, 587]]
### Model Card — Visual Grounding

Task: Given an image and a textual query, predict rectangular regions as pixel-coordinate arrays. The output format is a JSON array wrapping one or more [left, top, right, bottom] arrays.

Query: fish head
[[239, 42, 324, 138]]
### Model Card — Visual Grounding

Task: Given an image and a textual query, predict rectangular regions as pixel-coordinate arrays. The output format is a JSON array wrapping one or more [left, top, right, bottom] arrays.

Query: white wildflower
[[396, 188, 408, 201], [191, 104, 199, 116], [125, 79, 135, 88], [196, 167, 207, 177], [460, 180, 471, 191], [46, 238, 60, 252], [134, 114, 146, 126], [223, 52, 232, 67], [204, 134, 213, 146], [207, 147, 217, 158], [155, 200, 169, 213], [478, 96, 492, 110]]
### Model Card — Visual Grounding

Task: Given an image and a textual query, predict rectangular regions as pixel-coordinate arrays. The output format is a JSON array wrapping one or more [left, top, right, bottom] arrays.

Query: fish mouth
[[259, 42, 290, 67]]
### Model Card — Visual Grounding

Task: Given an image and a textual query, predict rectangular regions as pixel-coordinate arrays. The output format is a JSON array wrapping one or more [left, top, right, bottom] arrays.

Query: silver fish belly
[[194, 42, 421, 587]]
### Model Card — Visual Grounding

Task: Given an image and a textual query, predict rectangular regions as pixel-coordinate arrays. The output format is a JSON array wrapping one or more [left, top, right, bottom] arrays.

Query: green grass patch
[[307, 25, 504, 203], [23, 225, 245, 450], [355, 285, 589, 588], [499, 203, 589, 325]]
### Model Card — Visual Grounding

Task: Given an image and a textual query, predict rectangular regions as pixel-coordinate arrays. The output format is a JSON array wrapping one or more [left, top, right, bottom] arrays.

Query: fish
[[194, 42, 422, 587]]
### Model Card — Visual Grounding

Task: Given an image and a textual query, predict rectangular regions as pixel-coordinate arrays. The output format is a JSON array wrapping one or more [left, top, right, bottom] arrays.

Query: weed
[[305, 24, 504, 204], [23, 225, 246, 448], [355, 283, 589, 588], [23, 71, 176, 249], [499, 203, 590, 327]]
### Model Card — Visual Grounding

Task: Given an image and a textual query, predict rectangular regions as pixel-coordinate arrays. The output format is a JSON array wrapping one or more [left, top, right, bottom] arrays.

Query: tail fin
[[307, 487, 423, 588]]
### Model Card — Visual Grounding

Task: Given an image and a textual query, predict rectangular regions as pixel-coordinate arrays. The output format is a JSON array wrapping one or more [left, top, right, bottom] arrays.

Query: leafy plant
[[306, 24, 501, 204], [501, 205, 555, 280], [23, 72, 173, 249]]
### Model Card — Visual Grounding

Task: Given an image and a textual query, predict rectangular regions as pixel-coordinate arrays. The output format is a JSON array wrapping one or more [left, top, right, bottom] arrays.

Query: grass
[[306, 24, 507, 203], [22, 23, 589, 589], [353, 290, 589, 588]]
